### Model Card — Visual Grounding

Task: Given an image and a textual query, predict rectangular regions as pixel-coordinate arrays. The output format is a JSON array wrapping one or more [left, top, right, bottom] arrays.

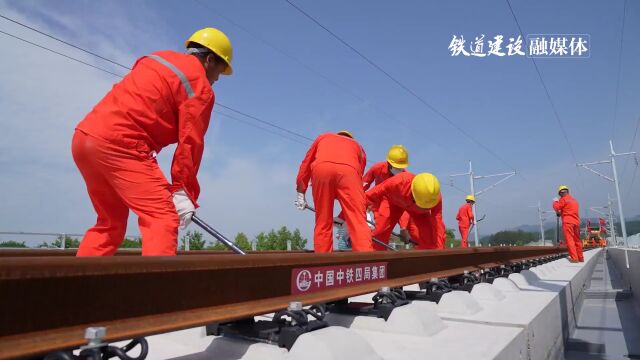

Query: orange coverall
[[367, 172, 445, 250], [73, 51, 214, 256], [296, 133, 373, 252], [553, 194, 583, 261], [456, 203, 474, 248]]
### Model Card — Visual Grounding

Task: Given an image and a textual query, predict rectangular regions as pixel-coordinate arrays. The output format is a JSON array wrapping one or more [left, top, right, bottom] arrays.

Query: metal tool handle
[[305, 205, 398, 252], [192, 215, 247, 255]]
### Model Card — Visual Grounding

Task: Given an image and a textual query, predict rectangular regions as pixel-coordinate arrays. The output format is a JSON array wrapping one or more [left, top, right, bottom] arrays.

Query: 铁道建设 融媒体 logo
[[448, 34, 590, 59]]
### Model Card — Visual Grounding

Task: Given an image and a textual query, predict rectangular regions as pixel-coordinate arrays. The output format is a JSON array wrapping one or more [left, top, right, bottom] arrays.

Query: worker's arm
[[169, 93, 214, 207], [366, 176, 392, 207], [552, 197, 564, 215], [431, 199, 445, 247], [362, 163, 380, 191], [468, 205, 475, 223], [399, 211, 410, 229], [359, 145, 367, 176], [296, 136, 321, 193]]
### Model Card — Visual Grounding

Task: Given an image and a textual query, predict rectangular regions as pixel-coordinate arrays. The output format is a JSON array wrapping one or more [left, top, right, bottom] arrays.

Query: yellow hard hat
[[186, 27, 233, 75], [386, 145, 409, 169], [466, 195, 475, 202], [336, 130, 353, 138], [558, 185, 569, 192], [411, 173, 441, 209]]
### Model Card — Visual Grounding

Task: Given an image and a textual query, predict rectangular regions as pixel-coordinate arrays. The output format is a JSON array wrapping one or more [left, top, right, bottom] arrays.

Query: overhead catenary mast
[[450, 161, 516, 247], [577, 140, 638, 268]]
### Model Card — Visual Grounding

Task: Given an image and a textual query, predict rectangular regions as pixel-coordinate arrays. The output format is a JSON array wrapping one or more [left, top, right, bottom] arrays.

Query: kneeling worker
[[367, 172, 445, 250]]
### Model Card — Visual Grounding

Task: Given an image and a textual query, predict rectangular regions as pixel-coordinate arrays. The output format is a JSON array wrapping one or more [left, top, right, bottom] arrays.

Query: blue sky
[[0, 0, 638, 247]]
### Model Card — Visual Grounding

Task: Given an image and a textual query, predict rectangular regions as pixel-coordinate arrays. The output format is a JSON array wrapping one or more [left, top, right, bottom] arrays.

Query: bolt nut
[[288, 301, 303, 311], [85, 327, 106, 340]]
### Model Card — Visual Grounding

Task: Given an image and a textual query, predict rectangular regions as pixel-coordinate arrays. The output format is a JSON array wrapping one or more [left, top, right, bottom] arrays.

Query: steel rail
[[0, 246, 565, 359], [0, 249, 313, 257]]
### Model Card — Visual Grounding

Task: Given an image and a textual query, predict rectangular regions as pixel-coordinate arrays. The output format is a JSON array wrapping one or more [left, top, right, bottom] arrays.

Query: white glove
[[294, 192, 307, 210], [552, 197, 559, 202], [173, 189, 195, 229], [366, 210, 375, 230]]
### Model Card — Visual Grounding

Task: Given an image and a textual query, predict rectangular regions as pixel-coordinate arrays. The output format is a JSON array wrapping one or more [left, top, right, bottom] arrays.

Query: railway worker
[[552, 185, 583, 262], [73, 28, 233, 256], [335, 144, 410, 250], [456, 195, 476, 248], [294, 131, 374, 252], [367, 172, 445, 250]]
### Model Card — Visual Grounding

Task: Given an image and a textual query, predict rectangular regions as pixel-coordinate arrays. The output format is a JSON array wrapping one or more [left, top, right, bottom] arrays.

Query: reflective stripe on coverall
[[296, 133, 373, 252], [367, 172, 445, 250], [553, 194, 583, 261], [456, 203, 474, 248], [74, 51, 214, 256]]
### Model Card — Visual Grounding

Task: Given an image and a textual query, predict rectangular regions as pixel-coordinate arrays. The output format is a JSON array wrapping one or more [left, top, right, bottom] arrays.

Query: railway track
[[0, 246, 567, 359]]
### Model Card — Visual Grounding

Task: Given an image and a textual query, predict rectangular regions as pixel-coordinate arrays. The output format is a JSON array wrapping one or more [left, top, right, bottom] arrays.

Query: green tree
[[179, 230, 208, 250], [255, 226, 308, 251], [444, 228, 460, 248], [120, 237, 142, 248], [0, 240, 27, 248], [234, 232, 253, 251], [483, 230, 538, 246], [39, 235, 81, 249]]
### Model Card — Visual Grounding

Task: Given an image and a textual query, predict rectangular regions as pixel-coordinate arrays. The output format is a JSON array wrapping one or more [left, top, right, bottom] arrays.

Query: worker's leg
[[73, 130, 129, 256], [573, 224, 584, 261], [459, 225, 469, 248], [335, 164, 372, 252], [311, 163, 337, 253], [562, 223, 579, 260], [77, 131, 179, 255], [411, 214, 438, 249], [372, 205, 404, 250]]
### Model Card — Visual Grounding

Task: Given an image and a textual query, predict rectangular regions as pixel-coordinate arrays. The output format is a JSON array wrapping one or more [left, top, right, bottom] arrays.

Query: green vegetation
[[38, 235, 81, 249], [481, 230, 539, 246], [0, 240, 27, 248]]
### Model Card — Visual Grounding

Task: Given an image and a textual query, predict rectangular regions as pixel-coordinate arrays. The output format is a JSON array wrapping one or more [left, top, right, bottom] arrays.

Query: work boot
[[568, 258, 580, 263]]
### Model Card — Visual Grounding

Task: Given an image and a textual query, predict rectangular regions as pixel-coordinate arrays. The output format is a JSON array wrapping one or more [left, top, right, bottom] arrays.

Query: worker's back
[[311, 133, 366, 174], [77, 50, 213, 154]]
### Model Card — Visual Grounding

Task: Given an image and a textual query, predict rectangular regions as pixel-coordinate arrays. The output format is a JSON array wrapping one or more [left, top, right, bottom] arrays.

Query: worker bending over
[[553, 185, 583, 262], [336, 144, 410, 250], [367, 172, 445, 250], [456, 195, 475, 248], [295, 131, 373, 252], [73, 28, 233, 256]]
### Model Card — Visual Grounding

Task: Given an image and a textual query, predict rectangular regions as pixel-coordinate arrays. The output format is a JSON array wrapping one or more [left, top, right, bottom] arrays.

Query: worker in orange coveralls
[[553, 185, 583, 262], [456, 195, 476, 248], [367, 172, 445, 250], [335, 145, 409, 250], [73, 28, 233, 256], [295, 131, 373, 252]]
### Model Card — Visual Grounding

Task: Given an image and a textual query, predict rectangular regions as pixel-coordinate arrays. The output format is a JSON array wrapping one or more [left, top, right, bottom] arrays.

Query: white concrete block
[[286, 326, 382, 360], [471, 283, 506, 302], [492, 277, 521, 293], [520, 269, 542, 284], [351, 321, 527, 360], [437, 290, 483, 316]]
